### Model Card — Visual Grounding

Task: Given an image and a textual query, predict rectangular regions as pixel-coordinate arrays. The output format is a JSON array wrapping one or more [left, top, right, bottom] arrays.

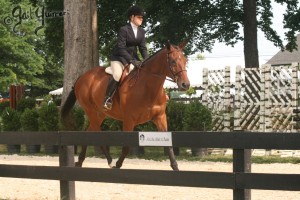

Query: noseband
[[133, 47, 187, 84], [166, 50, 187, 84]]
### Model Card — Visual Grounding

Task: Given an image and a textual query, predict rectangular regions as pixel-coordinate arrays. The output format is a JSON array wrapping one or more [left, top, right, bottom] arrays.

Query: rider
[[103, 5, 149, 110]]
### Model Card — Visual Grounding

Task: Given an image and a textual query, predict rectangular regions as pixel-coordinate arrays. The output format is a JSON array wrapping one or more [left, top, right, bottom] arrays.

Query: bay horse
[[61, 41, 190, 171]]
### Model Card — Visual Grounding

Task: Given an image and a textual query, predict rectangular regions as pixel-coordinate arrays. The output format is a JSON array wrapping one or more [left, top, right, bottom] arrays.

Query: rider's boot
[[103, 78, 119, 110]]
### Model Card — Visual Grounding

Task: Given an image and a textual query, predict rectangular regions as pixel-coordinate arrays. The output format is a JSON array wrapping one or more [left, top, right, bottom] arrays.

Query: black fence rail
[[0, 131, 300, 200]]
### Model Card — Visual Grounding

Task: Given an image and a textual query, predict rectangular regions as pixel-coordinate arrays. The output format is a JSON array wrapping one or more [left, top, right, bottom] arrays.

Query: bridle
[[130, 47, 187, 85], [166, 49, 187, 84]]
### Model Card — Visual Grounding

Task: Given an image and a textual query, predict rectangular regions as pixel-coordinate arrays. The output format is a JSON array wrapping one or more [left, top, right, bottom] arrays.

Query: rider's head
[[128, 5, 145, 26], [127, 5, 145, 18]]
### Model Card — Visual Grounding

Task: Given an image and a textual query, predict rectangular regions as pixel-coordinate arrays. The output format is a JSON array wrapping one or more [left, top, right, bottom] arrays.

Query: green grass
[[1, 145, 300, 164]]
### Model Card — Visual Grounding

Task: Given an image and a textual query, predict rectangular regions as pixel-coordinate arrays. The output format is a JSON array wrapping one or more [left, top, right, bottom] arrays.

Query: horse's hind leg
[[76, 145, 87, 167], [76, 111, 113, 168], [153, 114, 179, 171], [114, 123, 133, 169]]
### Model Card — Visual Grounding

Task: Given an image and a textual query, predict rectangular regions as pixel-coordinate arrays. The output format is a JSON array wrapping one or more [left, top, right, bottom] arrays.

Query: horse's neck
[[143, 50, 168, 78], [140, 51, 167, 87]]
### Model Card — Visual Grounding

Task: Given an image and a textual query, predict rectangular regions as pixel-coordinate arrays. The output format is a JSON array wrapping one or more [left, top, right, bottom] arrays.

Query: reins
[[127, 46, 186, 86]]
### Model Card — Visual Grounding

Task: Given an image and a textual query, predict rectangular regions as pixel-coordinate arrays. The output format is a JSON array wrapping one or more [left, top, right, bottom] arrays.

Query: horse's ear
[[178, 40, 188, 49], [165, 40, 171, 51]]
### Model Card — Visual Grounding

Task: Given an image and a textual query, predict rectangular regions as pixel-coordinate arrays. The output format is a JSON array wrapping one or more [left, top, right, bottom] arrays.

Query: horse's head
[[165, 41, 190, 91]]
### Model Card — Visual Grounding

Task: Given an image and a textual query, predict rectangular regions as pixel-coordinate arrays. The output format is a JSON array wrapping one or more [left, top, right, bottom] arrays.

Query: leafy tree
[[44, 0, 300, 68], [0, 0, 64, 97], [0, 0, 45, 92], [139, 0, 300, 67], [30, 0, 64, 96]]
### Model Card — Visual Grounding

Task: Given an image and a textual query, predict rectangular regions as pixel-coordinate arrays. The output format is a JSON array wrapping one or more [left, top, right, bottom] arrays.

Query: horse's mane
[[125, 44, 177, 81], [142, 43, 179, 65], [143, 48, 165, 63], [124, 48, 166, 83]]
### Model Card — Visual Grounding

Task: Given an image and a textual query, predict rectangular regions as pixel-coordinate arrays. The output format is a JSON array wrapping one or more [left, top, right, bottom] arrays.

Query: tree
[[97, 0, 133, 62], [62, 0, 99, 105], [141, 0, 299, 67], [243, 0, 259, 68], [0, 0, 45, 92]]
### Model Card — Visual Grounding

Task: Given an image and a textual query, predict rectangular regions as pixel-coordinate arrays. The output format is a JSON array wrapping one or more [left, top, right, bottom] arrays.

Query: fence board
[[1, 131, 300, 200], [0, 131, 59, 145], [0, 164, 299, 191], [0, 164, 234, 188], [236, 173, 300, 191], [1, 131, 300, 149]]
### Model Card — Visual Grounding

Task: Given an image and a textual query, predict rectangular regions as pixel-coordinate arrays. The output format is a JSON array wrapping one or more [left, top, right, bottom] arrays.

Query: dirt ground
[[0, 155, 299, 200]]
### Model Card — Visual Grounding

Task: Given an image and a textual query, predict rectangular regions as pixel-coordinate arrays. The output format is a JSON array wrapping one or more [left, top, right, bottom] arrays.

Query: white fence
[[201, 63, 300, 132]]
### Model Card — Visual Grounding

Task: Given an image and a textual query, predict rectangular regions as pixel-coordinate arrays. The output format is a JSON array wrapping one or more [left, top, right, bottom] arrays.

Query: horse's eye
[[171, 60, 176, 66]]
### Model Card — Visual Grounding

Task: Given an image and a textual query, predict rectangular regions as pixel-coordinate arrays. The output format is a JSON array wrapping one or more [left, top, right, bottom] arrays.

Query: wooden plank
[[1, 164, 299, 191], [0, 164, 234, 188], [59, 131, 138, 146], [1, 131, 300, 149], [0, 131, 59, 145], [172, 132, 300, 149], [236, 173, 300, 191]]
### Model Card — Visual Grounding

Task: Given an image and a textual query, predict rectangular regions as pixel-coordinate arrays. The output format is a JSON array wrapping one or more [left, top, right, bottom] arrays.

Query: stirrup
[[103, 97, 113, 110]]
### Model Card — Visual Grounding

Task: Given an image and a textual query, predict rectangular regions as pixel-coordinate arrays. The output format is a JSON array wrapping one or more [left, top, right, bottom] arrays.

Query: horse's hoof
[[75, 162, 82, 167], [115, 161, 123, 169], [108, 163, 113, 168], [172, 167, 179, 171], [171, 164, 179, 171]]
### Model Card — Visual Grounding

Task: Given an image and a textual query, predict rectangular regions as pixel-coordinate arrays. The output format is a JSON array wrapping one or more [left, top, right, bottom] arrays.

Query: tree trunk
[[62, 0, 99, 105], [243, 0, 259, 68], [61, 1, 98, 199]]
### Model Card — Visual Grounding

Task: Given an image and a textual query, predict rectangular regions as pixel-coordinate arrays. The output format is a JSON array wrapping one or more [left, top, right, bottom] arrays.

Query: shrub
[[101, 118, 122, 131], [167, 100, 186, 131], [135, 121, 156, 131], [1, 107, 21, 131], [0, 101, 10, 114], [20, 108, 39, 131], [16, 98, 36, 112], [183, 101, 212, 131], [38, 102, 59, 131], [72, 106, 85, 131]]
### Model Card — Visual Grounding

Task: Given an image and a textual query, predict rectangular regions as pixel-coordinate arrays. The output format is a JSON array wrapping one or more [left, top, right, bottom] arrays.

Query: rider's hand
[[131, 60, 142, 68]]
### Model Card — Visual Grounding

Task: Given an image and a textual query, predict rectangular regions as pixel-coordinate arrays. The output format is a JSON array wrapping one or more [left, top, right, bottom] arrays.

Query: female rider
[[103, 5, 149, 110]]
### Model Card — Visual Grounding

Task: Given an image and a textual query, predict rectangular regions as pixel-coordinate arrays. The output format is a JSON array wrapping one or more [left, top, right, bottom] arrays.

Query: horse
[[61, 41, 190, 171]]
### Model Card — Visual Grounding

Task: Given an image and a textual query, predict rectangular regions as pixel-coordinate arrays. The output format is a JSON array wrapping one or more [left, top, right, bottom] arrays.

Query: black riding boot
[[103, 78, 119, 110]]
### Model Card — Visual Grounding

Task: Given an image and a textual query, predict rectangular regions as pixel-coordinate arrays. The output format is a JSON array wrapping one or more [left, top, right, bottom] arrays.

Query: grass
[[1, 145, 300, 164]]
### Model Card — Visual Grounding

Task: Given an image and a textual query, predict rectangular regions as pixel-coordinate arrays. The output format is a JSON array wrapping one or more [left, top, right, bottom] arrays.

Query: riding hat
[[127, 5, 145, 18]]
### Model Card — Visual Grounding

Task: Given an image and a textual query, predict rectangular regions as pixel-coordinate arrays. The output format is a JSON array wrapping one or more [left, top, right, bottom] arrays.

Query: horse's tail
[[61, 87, 77, 125]]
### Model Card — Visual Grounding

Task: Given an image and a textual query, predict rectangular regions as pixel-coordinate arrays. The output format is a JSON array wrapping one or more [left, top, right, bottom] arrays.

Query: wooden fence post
[[59, 145, 75, 200], [233, 148, 251, 200], [224, 66, 231, 131]]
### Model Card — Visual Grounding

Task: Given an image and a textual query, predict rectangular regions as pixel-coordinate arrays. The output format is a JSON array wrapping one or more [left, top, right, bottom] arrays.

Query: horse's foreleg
[[115, 146, 130, 168], [75, 145, 87, 167], [100, 146, 113, 167], [114, 123, 133, 169], [153, 114, 179, 171], [164, 147, 179, 171]]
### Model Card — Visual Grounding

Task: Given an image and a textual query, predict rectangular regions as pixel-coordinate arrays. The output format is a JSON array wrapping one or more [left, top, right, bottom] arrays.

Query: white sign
[[138, 132, 172, 146]]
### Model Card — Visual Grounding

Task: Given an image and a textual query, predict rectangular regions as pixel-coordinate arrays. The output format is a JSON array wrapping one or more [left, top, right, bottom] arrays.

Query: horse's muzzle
[[178, 81, 190, 91]]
